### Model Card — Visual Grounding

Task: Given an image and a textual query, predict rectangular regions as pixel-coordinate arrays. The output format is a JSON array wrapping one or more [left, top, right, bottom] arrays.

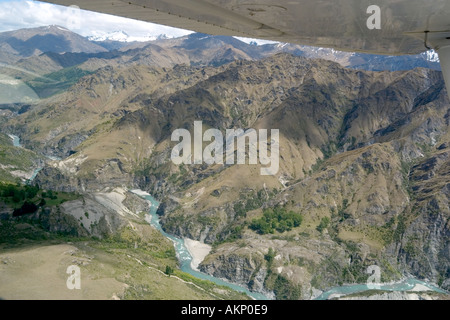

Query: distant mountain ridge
[[0, 26, 441, 73], [5, 52, 447, 297], [1, 25, 449, 299], [88, 30, 170, 43], [0, 25, 106, 64]]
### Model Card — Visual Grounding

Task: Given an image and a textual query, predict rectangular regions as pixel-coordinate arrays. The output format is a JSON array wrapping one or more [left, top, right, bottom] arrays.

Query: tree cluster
[[249, 207, 302, 234]]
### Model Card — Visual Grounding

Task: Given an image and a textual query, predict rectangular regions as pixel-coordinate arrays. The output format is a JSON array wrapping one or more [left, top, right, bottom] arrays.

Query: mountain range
[[0, 26, 441, 78], [0, 25, 449, 300], [88, 30, 171, 43], [0, 25, 107, 64]]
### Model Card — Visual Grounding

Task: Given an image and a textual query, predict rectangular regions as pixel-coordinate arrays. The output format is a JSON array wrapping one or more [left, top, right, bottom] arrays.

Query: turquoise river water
[[132, 189, 448, 300], [8, 134, 447, 300]]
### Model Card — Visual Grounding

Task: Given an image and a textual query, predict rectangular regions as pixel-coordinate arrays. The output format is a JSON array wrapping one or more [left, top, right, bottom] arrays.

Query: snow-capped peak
[[88, 30, 129, 42], [276, 42, 288, 49], [156, 34, 169, 40], [45, 25, 69, 32], [423, 49, 440, 63], [87, 31, 172, 43]]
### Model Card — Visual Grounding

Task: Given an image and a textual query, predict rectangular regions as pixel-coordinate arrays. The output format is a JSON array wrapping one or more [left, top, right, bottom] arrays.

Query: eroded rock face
[[387, 151, 450, 291], [6, 51, 450, 298], [337, 291, 445, 300], [0, 189, 150, 239], [151, 63, 448, 297]]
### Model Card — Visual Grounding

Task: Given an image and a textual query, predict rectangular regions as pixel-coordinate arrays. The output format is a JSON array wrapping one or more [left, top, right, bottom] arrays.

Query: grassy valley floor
[[0, 184, 250, 300], [0, 241, 246, 300], [0, 236, 250, 300]]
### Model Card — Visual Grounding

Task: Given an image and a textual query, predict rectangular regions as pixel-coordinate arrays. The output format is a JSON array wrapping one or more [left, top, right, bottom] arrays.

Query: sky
[[0, 0, 194, 39], [0, 0, 275, 44]]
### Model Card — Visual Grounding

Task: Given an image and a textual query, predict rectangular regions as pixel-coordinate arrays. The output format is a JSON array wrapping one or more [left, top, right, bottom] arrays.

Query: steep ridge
[[1, 27, 449, 299], [6, 52, 447, 298], [0, 27, 440, 83], [0, 25, 106, 65]]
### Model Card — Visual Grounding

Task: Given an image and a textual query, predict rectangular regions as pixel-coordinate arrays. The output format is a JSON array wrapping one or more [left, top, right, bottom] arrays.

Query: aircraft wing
[[40, 0, 450, 95], [40, 0, 450, 55]]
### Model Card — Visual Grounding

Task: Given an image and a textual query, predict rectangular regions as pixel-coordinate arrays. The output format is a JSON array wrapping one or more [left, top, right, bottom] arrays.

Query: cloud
[[0, 0, 193, 38]]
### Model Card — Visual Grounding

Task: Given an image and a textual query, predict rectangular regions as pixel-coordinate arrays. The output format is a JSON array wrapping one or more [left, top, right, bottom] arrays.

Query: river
[[131, 188, 449, 300], [130, 189, 271, 300], [8, 133, 447, 300], [315, 277, 448, 300], [8, 134, 60, 183], [8, 134, 21, 147]]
